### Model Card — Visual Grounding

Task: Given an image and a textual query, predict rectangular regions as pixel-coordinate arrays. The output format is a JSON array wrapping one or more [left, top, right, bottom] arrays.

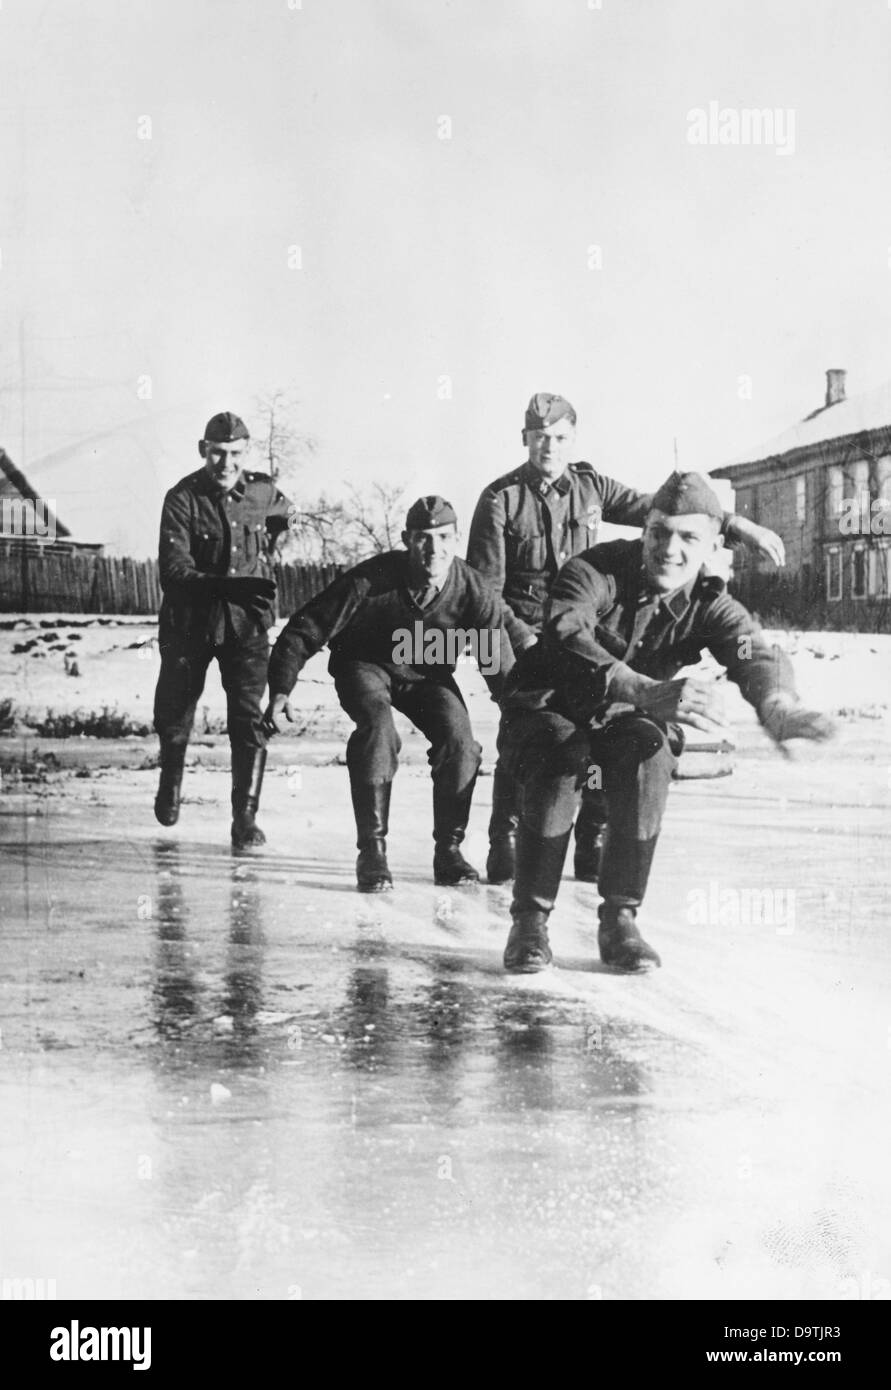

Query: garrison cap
[[651, 470, 724, 521], [204, 411, 250, 443], [524, 392, 577, 431], [404, 495, 458, 531]]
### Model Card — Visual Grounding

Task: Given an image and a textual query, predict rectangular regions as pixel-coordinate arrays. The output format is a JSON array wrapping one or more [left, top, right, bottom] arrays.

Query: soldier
[[153, 411, 293, 849], [263, 496, 512, 890], [497, 470, 834, 974], [467, 391, 788, 885]]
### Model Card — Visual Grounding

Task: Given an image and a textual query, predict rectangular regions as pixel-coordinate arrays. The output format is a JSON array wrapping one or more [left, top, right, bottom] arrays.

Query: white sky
[[1, 0, 890, 552]]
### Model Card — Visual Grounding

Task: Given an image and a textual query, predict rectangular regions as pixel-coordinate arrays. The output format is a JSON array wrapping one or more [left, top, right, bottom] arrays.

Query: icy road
[[1, 721, 890, 1301]]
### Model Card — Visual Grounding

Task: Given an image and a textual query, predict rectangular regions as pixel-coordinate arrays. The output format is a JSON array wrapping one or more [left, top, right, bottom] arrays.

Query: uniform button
[[559, 551, 567, 561]]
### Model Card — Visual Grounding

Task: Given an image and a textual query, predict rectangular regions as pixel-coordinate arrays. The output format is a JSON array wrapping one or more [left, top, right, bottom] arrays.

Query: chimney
[[825, 369, 847, 407]]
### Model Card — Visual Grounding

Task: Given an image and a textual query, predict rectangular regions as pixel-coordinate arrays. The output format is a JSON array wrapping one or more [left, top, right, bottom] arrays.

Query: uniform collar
[[631, 542, 701, 620], [522, 461, 572, 496], [200, 469, 247, 502]]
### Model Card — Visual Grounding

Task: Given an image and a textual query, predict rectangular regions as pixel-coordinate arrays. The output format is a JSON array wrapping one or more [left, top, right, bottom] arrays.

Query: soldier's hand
[[748, 524, 786, 568], [225, 576, 276, 605], [637, 677, 729, 736], [263, 693, 296, 736], [761, 696, 836, 745]]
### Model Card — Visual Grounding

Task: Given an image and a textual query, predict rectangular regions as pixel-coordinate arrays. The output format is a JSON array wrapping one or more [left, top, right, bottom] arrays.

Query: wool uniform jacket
[[158, 468, 292, 643], [502, 538, 796, 729], [467, 459, 750, 634], [268, 551, 514, 702]]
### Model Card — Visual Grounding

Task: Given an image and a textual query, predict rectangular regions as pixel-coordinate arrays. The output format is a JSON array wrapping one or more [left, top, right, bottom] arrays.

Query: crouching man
[[498, 470, 835, 974], [263, 495, 513, 890], [153, 411, 293, 849]]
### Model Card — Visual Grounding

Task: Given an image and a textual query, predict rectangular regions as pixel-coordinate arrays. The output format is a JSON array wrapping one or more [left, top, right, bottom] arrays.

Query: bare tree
[[252, 388, 316, 486], [278, 480, 410, 566]]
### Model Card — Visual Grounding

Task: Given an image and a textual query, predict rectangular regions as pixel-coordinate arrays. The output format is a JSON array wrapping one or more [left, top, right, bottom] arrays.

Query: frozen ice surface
[[1, 709, 890, 1300]]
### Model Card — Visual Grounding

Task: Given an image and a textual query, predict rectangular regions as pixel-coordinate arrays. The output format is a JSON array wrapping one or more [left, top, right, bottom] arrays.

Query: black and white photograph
[[1, 0, 890, 1332]]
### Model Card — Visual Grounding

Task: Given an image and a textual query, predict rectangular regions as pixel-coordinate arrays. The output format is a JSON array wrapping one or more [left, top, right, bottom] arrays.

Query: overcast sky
[[2, 0, 890, 551]]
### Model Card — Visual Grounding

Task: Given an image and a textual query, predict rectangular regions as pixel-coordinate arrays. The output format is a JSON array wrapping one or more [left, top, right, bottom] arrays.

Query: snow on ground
[[1, 617, 890, 1299]]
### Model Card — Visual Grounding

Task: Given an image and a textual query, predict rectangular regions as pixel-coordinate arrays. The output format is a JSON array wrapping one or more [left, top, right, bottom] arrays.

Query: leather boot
[[503, 911, 552, 973], [231, 745, 267, 850], [504, 824, 572, 972], [351, 781, 393, 892], [573, 787, 607, 881], [154, 742, 187, 827], [598, 903, 661, 971], [486, 760, 519, 884], [432, 780, 480, 886], [597, 834, 660, 970]]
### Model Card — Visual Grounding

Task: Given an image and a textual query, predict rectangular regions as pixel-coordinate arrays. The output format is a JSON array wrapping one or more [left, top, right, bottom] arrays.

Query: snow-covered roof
[[714, 376, 891, 475]]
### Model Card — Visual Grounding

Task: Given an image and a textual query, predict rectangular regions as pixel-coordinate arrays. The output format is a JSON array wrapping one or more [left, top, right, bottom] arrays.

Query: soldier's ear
[[401, 530, 410, 549], [198, 439, 208, 459]]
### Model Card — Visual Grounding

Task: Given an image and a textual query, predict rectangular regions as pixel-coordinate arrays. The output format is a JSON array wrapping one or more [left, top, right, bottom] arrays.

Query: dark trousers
[[501, 709, 678, 910], [153, 631, 269, 750], [333, 662, 481, 793]]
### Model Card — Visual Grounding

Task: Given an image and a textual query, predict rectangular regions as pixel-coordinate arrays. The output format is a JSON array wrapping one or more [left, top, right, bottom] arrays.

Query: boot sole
[[504, 955, 553, 974], [434, 873, 480, 887], [600, 953, 661, 973], [154, 804, 180, 827], [357, 880, 394, 893]]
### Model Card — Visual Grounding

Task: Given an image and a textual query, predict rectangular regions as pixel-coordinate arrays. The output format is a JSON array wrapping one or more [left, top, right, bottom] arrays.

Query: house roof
[[712, 376, 891, 478], [0, 448, 71, 537]]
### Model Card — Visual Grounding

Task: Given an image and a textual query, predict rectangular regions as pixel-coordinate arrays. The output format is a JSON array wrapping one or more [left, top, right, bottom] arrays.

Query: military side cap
[[204, 411, 250, 442], [404, 495, 458, 530], [524, 392, 576, 430], [651, 470, 723, 521]]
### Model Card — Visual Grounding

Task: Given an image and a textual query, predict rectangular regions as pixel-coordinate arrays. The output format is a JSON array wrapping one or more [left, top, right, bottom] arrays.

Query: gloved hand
[[761, 695, 836, 745], [223, 576, 276, 605]]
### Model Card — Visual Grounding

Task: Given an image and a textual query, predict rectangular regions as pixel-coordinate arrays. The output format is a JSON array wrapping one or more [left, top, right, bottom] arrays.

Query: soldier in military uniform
[[497, 471, 834, 974], [467, 392, 788, 885], [153, 411, 293, 849], [263, 496, 512, 890]]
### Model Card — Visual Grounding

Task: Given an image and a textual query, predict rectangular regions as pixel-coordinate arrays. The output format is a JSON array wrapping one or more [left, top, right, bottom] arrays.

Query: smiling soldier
[[497, 471, 834, 974], [153, 411, 293, 849], [264, 496, 512, 890], [467, 392, 787, 886]]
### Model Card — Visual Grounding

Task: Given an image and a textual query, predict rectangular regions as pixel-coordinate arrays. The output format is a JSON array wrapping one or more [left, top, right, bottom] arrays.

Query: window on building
[[795, 476, 806, 522], [848, 460, 870, 525], [825, 546, 842, 601], [851, 544, 868, 600], [869, 543, 891, 597], [826, 467, 844, 524]]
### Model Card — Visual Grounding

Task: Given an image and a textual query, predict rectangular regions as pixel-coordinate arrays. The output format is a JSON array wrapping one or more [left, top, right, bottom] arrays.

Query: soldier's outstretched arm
[[702, 594, 836, 746], [263, 569, 366, 732]]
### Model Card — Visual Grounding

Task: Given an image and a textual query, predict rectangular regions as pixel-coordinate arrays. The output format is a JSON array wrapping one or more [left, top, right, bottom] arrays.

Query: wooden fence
[[0, 543, 342, 617]]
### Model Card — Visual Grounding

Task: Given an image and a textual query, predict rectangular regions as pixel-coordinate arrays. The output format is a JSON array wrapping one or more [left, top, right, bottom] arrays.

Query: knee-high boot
[[231, 745, 267, 850], [351, 780, 393, 892], [503, 824, 572, 972]]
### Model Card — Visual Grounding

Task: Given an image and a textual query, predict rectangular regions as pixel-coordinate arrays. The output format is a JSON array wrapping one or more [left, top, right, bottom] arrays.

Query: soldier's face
[[524, 418, 576, 480], [643, 510, 721, 592], [402, 524, 459, 585], [201, 437, 249, 490]]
